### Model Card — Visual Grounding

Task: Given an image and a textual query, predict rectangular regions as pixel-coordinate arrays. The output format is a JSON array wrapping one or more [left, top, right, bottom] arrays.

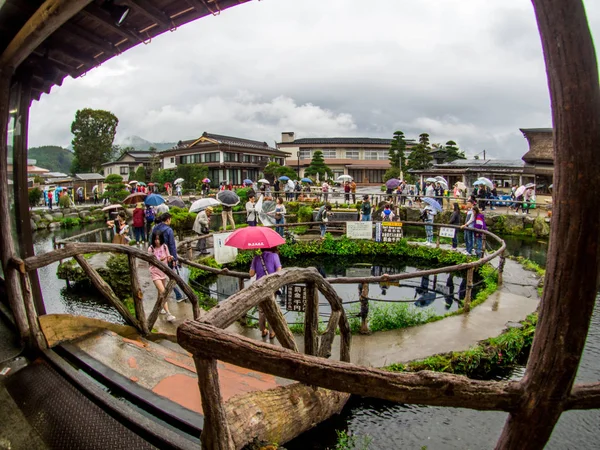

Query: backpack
[[316, 206, 325, 222], [361, 202, 371, 215], [145, 208, 155, 223], [383, 210, 392, 221]]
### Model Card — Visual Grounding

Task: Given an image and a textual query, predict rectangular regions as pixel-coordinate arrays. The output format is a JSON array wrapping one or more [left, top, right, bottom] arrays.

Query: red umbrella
[[164, 182, 172, 188], [224, 227, 285, 250], [122, 192, 147, 205]]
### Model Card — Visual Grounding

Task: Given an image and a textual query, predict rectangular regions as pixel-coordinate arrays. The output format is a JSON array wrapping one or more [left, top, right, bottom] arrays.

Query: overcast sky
[[29, 0, 599, 159]]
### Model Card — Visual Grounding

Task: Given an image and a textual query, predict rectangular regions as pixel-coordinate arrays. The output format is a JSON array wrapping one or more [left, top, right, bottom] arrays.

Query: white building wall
[[162, 156, 177, 169]]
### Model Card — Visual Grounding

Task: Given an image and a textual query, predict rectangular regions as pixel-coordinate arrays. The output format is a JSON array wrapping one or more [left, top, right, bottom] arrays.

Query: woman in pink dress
[[148, 231, 176, 322]]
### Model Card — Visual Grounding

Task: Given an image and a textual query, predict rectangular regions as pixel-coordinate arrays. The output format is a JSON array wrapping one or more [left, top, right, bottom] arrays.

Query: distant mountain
[[28, 145, 74, 174], [118, 135, 176, 151]]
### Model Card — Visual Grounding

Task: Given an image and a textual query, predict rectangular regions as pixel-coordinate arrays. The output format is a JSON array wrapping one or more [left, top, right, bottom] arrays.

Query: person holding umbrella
[[460, 200, 476, 255], [148, 230, 176, 322], [145, 205, 155, 242], [271, 197, 286, 237], [152, 213, 186, 304], [193, 206, 213, 254], [317, 204, 332, 239], [248, 247, 282, 339], [246, 196, 257, 226]]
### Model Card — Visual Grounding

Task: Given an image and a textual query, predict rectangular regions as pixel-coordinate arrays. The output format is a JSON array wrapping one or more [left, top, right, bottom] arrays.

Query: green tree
[[71, 108, 119, 172], [388, 130, 407, 179], [304, 150, 333, 181], [175, 164, 209, 190], [406, 144, 433, 171], [148, 146, 161, 180], [133, 166, 146, 183], [103, 174, 128, 203], [445, 140, 466, 162], [418, 133, 431, 148], [151, 168, 177, 190], [263, 161, 297, 183], [28, 187, 43, 207]]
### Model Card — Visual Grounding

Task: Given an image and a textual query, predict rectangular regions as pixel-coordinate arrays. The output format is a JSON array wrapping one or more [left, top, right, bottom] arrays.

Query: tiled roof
[[519, 128, 553, 133], [282, 137, 405, 145], [75, 173, 105, 180], [202, 132, 280, 152], [434, 159, 525, 168]]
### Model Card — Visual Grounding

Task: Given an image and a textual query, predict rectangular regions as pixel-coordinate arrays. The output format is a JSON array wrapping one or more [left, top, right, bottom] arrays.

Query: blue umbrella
[[422, 196, 443, 213], [243, 178, 253, 185], [144, 193, 165, 206], [301, 178, 313, 183], [386, 178, 401, 189], [278, 176, 290, 181]]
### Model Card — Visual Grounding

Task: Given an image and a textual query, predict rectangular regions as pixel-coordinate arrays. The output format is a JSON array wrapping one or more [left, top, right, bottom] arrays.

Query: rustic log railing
[[177, 267, 351, 448], [10, 242, 201, 340]]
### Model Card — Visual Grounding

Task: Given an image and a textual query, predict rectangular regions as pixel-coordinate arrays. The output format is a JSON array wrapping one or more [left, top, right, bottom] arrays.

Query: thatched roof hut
[[520, 128, 554, 164]]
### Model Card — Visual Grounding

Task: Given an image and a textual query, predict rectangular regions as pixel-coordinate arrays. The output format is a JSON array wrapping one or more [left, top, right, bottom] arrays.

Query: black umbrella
[[167, 197, 186, 208], [216, 190, 240, 207]]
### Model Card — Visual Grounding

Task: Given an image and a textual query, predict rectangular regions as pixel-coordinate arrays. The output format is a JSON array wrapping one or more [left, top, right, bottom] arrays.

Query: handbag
[[201, 225, 209, 234]]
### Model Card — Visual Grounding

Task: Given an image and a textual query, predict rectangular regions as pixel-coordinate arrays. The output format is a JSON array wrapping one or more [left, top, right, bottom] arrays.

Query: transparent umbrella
[[216, 190, 240, 207], [259, 200, 276, 226]]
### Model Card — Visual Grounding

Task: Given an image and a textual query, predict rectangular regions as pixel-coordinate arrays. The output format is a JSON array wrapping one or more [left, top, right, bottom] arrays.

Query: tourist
[[152, 213, 186, 303], [400, 182, 408, 206], [132, 203, 145, 244], [93, 190, 99, 204], [360, 195, 372, 221], [176, 184, 182, 198], [265, 183, 272, 197], [490, 183, 498, 210], [350, 180, 357, 204], [221, 203, 235, 231], [273, 181, 280, 198], [473, 206, 487, 258], [156, 201, 169, 216], [434, 182, 444, 207], [148, 230, 176, 322], [246, 196, 257, 226], [421, 202, 436, 246], [524, 186, 535, 214], [449, 202, 461, 250], [248, 247, 282, 339], [107, 212, 129, 244], [144, 205, 155, 242], [202, 181, 210, 197], [193, 207, 212, 254], [321, 182, 329, 203], [317, 204, 332, 239], [415, 180, 421, 197], [294, 181, 301, 200], [381, 204, 395, 221], [425, 182, 434, 197], [344, 182, 351, 203], [272, 197, 286, 237], [47, 190, 53, 210], [478, 186, 487, 211], [461, 200, 475, 255]]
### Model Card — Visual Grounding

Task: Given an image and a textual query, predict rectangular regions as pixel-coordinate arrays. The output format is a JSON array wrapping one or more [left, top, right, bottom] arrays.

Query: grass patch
[[386, 313, 538, 378]]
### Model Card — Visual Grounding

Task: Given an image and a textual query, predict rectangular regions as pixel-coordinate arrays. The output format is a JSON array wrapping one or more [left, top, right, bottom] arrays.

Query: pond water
[[196, 256, 473, 325]]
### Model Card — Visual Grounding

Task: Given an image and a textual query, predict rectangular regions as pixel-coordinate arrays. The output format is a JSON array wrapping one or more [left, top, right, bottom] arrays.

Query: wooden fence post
[[498, 254, 506, 287], [304, 281, 319, 356], [128, 254, 149, 334], [464, 268, 474, 312], [359, 282, 369, 334]]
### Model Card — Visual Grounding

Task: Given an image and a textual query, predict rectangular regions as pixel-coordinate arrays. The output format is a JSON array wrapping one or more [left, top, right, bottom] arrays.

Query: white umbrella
[[435, 176, 447, 183], [337, 175, 353, 181], [455, 182, 467, 191], [525, 183, 536, 189], [258, 198, 276, 226], [128, 180, 138, 185], [515, 185, 526, 197], [437, 180, 448, 189], [174, 178, 184, 185], [287, 179, 295, 189], [189, 197, 220, 213], [425, 177, 438, 183], [477, 177, 493, 188], [92, 185, 98, 193], [258, 178, 270, 184]]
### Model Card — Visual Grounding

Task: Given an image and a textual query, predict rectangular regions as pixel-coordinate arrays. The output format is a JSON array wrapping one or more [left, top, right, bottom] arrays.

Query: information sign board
[[213, 232, 238, 264], [346, 221, 373, 240], [285, 285, 307, 312], [375, 222, 404, 242], [439, 227, 456, 238]]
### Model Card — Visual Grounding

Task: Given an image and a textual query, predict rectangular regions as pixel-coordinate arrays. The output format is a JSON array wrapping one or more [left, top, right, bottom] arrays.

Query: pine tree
[[304, 150, 333, 181], [445, 140, 466, 162], [388, 131, 407, 179]]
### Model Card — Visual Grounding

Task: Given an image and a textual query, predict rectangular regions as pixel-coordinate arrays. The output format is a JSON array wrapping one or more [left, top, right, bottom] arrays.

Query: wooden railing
[[10, 242, 200, 341]]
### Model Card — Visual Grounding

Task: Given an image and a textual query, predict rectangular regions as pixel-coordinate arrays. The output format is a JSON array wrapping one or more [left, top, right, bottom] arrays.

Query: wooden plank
[[318, 310, 341, 359], [73, 254, 142, 331], [464, 268, 474, 312], [128, 254, 148, 334], [39, 314, 139, 348], [178, 322, 522, 412], [193, 356, 235, 450], [304, 282, 319, 356], [0, 0, 94, 70], [18, 271, 47, 350]]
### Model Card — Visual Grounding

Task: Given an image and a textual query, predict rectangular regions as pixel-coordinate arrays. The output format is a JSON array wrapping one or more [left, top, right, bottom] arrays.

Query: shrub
[[60, 217, 82, 228], [58, 194, 72, 208], [28, 187, 43, 207], [297, 205, 314, 223], [106, 254, 133, 299], [368, 302, 437, 332]]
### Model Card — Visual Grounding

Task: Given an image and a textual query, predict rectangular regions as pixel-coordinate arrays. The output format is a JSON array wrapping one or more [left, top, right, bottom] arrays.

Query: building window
[[243, 155, 251, 163], [345, 150, 359, 159], [170, 158, 175, 164], [299, 149, 311, 159], [224, 152, 239, 162], [364, 150, 388, 160], [119, 167, 128, 175], [202, 152, 219, 163], [321, 149, 337, 158]]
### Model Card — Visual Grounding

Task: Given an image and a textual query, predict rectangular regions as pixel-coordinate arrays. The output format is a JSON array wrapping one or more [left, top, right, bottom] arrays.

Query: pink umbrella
[[224, 227, 285, 250]]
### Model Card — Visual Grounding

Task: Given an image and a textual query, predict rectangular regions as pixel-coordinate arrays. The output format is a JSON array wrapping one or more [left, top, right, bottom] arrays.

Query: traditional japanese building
[[160, 132, 289, 186], [520, 128, 554, 192], [102, 150, 153, 181]]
